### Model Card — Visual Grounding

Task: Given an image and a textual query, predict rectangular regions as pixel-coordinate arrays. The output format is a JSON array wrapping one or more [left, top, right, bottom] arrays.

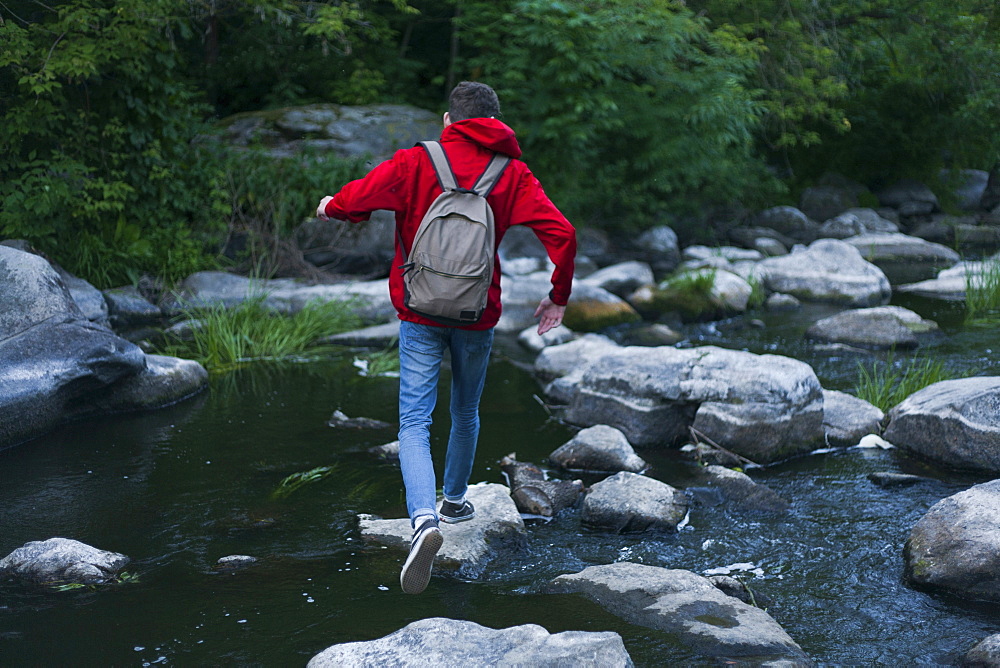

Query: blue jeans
[[397, 321, 494, 526]]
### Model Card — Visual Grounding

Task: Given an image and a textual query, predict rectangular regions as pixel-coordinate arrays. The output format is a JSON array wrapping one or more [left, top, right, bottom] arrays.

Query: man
[[316, 81, 576, 594]]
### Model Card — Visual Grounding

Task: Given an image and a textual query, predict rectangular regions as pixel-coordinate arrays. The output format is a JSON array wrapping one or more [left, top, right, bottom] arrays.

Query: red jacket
[[324, 118, 576, 330]]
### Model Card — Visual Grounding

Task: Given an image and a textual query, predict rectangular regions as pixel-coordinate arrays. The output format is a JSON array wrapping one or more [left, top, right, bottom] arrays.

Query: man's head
[[444, 81, 500, 126]]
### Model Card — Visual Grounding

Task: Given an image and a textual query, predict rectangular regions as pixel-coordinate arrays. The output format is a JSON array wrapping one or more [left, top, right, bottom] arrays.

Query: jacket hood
[[442, 118, 522, 159]]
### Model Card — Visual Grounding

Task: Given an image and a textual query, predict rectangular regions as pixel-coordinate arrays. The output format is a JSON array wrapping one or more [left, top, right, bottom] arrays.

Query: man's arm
[[314, 150, 412, 223], [533, 296, 566, 335]]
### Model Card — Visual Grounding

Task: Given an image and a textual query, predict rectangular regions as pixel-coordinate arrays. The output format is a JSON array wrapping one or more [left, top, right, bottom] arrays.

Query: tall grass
[[965, 258, 1000, 323], [159, 295, 363, 372], [854, 351, 954, 412]]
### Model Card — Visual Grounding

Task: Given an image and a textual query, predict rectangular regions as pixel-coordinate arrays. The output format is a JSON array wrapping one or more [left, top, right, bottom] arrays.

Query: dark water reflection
[[2, 299, 999, 666]]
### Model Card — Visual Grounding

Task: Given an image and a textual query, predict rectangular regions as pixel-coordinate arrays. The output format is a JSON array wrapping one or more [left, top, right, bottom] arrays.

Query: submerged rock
[[549, 562, 809, 663], [499, 454, 583, 517], [307, 617, 633, 668], [0, 538, 129, 585], [867, 472, 930, 488], [358, 483, 525, 579], [883, 377, 1000, 472], [581, 472, 688, 532], [549, 425, 646, 473], [904, 479, 1000, 602]]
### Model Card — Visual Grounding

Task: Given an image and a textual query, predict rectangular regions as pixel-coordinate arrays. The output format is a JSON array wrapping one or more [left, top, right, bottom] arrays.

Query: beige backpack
[[399, 141, 511, 326]]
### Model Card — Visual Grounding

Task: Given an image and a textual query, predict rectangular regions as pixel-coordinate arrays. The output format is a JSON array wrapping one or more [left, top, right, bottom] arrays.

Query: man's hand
[[534, 296, 566, 336], [316, 196, 334, 220]]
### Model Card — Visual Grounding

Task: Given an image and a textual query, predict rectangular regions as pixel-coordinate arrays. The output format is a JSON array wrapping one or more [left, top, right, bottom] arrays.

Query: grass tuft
[[965, 258, 1000, 324], [272, 465, 339, 500], [854, 351, 954, 412]]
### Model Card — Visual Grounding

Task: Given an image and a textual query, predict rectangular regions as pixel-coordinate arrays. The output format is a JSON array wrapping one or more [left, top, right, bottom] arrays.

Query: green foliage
[[854, 351, 954, 412], [461, 0, 780, 232], [355, 343, 400, 377], [272, 465, 339, 499], [965, 258, 1000, 324], [653, 269, 721, 320], [159, 295, 363, 372]]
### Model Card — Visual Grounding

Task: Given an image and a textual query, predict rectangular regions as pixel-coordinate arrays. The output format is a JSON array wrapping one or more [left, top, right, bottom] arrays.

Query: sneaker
[[399, 518, 442, 595], [439, 499, 476, 524]]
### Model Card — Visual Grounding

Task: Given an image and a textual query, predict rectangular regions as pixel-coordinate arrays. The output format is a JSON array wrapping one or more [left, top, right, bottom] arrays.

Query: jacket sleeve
[[324, 150, 412, 223], [508, 167, 577, 306]]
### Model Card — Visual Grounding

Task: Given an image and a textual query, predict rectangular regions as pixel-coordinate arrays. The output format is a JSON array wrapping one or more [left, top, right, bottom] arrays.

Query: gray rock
[[983, 166, 1000, 212], [216, 103, 442, 162], [307, 617, 633, 668], [904, 479, 1000, 601], [954, 224, 1000, 249], [581, 472, 688, 532], [884, 377, 1000, 472], [896, 258, 1000, 301], [876, 179, 939, 212], [753, 237, 789, 257], [941, 168, 990, 211], [842, 232, 960, 284], [499, 454, 583, 517], [756, 238, 891, 306], [729, 226, 796, 251], [368, 440, 400, 461], [822, 390, 884, 447], [800, 185, 858, 223], [216, 555, 258, 570], [538, 341, 824, 463], [498, 273, 637, 333], [358, 484, 525, 578], [320, 320, 400, 347], [98, 354, 207, 412], [549, 425, 647, 473], [0, 245, 83, 337], [753, 206, 817, 237], [103, 286, 163, 327], [53, 267, 109, 326], [765, 293, 801, 311], [683, 245, 765, 262], [701, 465, 790, 514], [706, 574, 774, 609], [633, 226, 681, 274], [580, 261, 654, 298], [617, 323, 684, 347], [0, 537, 129, 584], [805, 306, 938, 350], [867, 472, 929, 488], [961, 633, 1000, 667], [328, 410, 393, 430], [516, 324, 575, 353], [549, 562, 809, 663]]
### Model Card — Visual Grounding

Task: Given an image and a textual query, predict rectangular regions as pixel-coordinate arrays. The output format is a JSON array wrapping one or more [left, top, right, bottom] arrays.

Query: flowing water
[[1, 294, 998, 666]]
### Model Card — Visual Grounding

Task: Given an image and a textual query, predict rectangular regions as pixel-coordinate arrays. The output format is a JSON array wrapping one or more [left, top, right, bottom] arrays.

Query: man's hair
[[448, 81, 500, 123]]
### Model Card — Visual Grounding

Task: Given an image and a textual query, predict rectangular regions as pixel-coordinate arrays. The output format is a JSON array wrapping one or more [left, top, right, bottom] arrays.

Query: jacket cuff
[[549, 289, 569, 307]]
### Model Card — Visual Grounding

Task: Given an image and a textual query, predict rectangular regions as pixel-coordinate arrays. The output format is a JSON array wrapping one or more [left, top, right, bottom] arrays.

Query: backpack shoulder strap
[[473, 154, 512, 198], [418, 141, 459, 192]]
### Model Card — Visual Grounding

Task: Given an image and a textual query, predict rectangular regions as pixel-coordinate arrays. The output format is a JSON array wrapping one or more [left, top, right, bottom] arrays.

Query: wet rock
[[104, 286, 163, 328], [538, 340, 824, 463], [215, 555, 258, 570], [617, 323, 684, 347], [681, 443, 746, 469], [896, 257, 1000, 301], [516, 324, 575, 353], [499, 454, 583, 517], [701, 465, 790, 514], [805, 306, 938, 350], [0, 538, 129, 584], [581, 472, 688, 532], [822, 390, 884, 447], [883, 377, 1000, 472], [765, 293, 801, 311], [867, 472, 929, 488], [904, 479, 1000, 602], [842, 232, 960, 284], [52, 266, 109, 326], [368, 440, 400, 461], [753, 205, 818, 238], [307, 617, 633, 668], [91, 354, 208, 412], [755, 239, 891, 306], [753, 237, 788, 257], [960, 633, 1000, 667], [818, 208, 899, 239], [358, 483, 525, 578], [580, 261, 654, 298], [549, 562, 810, 663], [319, 320, 399, 347], [497, 273, 638, 333], [328, 410, 393, 430], [549, 425, 646, 473], [706, 574, 774, 609]]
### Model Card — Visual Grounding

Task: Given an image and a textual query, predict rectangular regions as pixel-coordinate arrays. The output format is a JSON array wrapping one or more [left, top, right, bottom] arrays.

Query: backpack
[[398, 140, 511, 326]]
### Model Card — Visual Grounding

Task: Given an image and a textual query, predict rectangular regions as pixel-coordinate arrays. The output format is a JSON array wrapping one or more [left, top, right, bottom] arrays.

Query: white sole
[[400, 527, 443, 594]]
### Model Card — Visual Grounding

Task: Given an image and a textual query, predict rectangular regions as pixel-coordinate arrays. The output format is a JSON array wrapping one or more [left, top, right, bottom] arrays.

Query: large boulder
[[876, 179, 940, 217], [904, 479, 1000, 602], [755, 238, 891, 306], [804, 306, 939, 350], [841, 233, 960, 284], [581, 472, 688, 532], [883, 377, 1000, 472], [214, 103, 443, 162], [817, 208, 898, 239], [549, 562, 810, 663], [0, 538, 129, 585], [753, 205, 818, 239], [537, 340, 824, 463], [357, 483, 525, 579], [821, 390, 884, 447], [307, 617, 633, 668]]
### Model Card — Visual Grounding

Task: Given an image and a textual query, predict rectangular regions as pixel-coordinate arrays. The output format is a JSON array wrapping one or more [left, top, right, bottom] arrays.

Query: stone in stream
[[215, 555, 258, 571], [499, 453, 583, 517], [327, 409, 393, 430], [103, 285, 163, 328], [581, 472, 688, 533], [867, 472, 930, 488], [0, 538, 129, 585], [357, 483, 525, 579], [548, 562, 810, 664], [368, 440, 400, 461], [883, 377, 1000, 473], [307, 617, 634, 667], [535, 338, 824, 464], [960, 633, 1000, 668], [698, 465, 790, 514], [821, 390, 885, 447], [804, 306, 939, 350], [904, 479, 1000, 602], [841, 232, 959, 284], [548, 425, 647, 473]]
